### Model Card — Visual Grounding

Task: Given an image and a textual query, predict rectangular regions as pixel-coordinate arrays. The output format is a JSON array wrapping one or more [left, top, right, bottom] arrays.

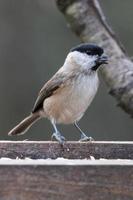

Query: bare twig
[[56, 0, 133, 116]]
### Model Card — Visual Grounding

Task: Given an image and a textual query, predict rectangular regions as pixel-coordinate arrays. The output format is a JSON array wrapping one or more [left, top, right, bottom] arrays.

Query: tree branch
[[56, 0, 133, 116]]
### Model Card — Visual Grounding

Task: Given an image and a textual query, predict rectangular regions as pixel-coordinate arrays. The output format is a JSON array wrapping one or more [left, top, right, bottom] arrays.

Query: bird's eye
[[86, 50, 91, 54]]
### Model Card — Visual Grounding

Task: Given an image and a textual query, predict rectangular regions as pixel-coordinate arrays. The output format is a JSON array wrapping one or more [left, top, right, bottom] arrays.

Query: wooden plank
[[0, 160, 133, 200], [0, 141, 133, 159]]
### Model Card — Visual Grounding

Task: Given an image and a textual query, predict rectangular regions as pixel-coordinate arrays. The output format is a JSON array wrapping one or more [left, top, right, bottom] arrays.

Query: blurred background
[[0, 0, 133, 141]]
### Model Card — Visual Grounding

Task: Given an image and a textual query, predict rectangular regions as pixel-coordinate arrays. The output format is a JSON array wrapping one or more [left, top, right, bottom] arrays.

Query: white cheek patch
[[68, 51, 98, 70]]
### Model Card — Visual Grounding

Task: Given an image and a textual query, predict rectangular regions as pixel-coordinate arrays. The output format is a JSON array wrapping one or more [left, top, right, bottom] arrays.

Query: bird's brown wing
[[32, 72, 66, 113]]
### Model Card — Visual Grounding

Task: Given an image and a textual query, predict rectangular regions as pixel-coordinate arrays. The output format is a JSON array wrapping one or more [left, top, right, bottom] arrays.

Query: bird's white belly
[[43, 73, 99, 124]]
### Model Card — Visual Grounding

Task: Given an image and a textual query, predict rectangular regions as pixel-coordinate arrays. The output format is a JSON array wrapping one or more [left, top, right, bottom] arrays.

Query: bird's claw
[[51, 132, 66, 144], [79, 134, 94, 142]]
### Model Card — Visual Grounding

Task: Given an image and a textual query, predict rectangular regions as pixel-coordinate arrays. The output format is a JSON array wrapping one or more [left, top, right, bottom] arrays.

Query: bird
[[8, 43, 108, 144]]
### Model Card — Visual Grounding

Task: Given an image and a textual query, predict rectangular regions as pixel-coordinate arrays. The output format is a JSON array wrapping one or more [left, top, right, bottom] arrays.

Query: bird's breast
[[43, 72, 99, 124]]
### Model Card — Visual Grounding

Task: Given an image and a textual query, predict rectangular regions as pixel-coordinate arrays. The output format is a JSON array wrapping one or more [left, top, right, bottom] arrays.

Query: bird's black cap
[[71, 43, 104, 56]]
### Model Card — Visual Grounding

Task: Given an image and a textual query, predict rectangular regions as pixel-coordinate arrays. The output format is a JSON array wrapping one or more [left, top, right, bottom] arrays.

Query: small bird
[[8, 43, 108, 143]]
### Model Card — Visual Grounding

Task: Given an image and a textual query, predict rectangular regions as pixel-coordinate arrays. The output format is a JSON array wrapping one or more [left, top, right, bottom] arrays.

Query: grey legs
[[51, 121, 66, 144], [74, 122, 94, 141], [51, 120, 93, 143]]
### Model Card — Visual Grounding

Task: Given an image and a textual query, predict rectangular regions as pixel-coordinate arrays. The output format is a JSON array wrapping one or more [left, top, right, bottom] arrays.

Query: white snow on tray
[[0, 157, 132, 166]]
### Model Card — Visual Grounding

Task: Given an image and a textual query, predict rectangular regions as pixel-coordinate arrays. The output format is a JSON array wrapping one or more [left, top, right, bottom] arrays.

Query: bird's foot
[[79, 133, 94, 142], [51, 132, 66, 144]]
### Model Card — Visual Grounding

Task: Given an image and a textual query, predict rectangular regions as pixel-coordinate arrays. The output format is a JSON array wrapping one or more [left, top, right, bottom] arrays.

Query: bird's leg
[[74, 121, 94, 141], [51, 121, 66, 144]]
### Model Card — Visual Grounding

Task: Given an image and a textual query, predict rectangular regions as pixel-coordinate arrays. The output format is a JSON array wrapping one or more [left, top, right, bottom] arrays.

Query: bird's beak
[[98, 55, 108, 64], [92, 54, 108, 71]]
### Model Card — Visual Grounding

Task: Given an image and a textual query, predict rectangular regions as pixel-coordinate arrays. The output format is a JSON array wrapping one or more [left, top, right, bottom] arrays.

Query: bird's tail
[[8, 112, 41, 136]]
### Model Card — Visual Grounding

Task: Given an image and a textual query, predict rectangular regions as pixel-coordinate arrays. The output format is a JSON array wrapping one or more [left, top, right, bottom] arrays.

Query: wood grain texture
[[0, 141, 133, 159], [0, 141, 133, 199], [0, 163, 133, 200]]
